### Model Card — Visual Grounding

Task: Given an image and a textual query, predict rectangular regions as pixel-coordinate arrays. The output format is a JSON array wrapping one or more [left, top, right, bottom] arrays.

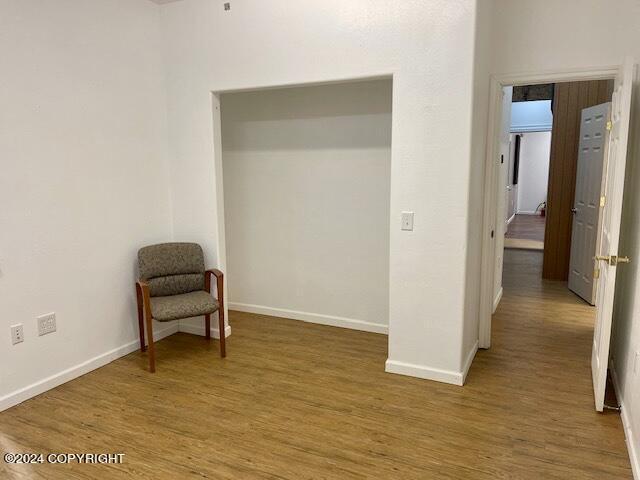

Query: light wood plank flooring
[[0, 249, 631, 479], [505, 214, 545, 250], [506, 214, 546, 242]]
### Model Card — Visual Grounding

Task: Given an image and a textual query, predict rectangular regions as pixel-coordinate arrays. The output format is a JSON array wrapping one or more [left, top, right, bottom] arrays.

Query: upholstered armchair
[[135, 242, 225, 372]]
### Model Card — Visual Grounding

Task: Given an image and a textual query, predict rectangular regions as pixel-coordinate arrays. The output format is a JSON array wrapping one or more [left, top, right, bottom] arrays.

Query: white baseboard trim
[[610, 364, 640, 480], [386, 341, 478, 386], [493, 287, 503, 313], [385, 359, 464, 386], [228, 302, 388, 334], [0, 323, 179, 413], [178, 322, 232, 339], [461, 340, 479, 385]]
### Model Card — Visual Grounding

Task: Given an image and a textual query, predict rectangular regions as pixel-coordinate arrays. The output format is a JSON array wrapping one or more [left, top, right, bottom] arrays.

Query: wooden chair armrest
[[205, 269, 224, 297], [206, 269, 224, 279], [136, 280, 150, 294], [135, 280, 152, 316], [136, 280, 151, 313]]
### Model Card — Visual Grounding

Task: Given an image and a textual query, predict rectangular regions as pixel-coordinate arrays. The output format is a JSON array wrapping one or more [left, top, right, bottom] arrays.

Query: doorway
[[478, 61, 634, 412], [490, 79, 611, 313], [499, 80, 614, 302], [504, 85, 554, 251]]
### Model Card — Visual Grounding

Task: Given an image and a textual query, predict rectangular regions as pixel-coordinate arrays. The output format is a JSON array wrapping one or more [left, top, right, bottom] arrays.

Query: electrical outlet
[[11, 324, 24, 345], [37, 312, 56, 336], [401, 211, 414, 231]]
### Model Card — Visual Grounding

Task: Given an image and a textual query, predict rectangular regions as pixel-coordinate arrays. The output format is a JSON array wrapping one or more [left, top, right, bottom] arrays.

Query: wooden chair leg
[[141, 290, 156, 373], [218, 309, 226, 358], [145, 313, 156, 373], [205, 314, 211, 340], [135, 284, 146, 352], [205, 269, 226, 358], [138, 281, 156, 373]]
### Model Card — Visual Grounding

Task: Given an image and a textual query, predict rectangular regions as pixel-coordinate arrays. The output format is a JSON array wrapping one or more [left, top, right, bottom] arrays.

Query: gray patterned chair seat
[[150, 291, 220, 322]]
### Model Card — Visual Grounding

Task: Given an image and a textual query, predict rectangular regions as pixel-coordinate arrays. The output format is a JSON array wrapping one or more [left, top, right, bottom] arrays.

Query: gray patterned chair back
[[138, 243, 205, 297]]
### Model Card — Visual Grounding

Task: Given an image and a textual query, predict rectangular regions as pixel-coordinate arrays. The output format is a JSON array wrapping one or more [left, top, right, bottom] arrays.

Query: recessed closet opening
[[217, 78, 392, 335]]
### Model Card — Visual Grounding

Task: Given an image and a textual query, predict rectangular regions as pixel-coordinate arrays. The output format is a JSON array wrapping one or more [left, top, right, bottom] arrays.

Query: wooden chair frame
[[135, 269, 226, 373]]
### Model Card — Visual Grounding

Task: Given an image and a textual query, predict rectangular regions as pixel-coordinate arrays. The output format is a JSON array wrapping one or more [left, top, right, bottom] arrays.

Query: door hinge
[[600, 196, 606, 207], [606, 121, 613, 131]]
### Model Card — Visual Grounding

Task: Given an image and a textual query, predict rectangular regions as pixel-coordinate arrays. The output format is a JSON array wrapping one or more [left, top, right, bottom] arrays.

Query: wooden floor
[[506, 214, 546, 241], [0, 250, 631, 479]]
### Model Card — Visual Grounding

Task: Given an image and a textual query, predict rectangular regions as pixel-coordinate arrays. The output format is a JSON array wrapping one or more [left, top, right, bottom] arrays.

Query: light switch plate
[[401, 211, 414, 231]]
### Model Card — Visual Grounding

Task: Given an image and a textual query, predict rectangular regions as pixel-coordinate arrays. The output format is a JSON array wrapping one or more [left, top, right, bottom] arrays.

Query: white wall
[[463, 0, 494, 376], [508, 101, 553, 217], [161, 0, 479, 384], [221, 80, 391, 331], [617, 86, 640, 477], [515, 132, 551, 215], [0, 0, 172, 408], [489, 0, 640, 473], [511, 100, 553, 133]]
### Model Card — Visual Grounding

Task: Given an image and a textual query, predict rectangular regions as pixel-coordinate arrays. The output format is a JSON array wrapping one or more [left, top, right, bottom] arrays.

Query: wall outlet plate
[[11, 324, 24, 345], [37, 312, 56, 336]]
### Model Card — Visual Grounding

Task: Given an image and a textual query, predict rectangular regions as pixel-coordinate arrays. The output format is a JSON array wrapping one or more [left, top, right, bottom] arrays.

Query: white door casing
[[493, 86, 513, 310], [591, 58, 634, 412], [506, 134, 517, 224], [568, 103, 611, 305]]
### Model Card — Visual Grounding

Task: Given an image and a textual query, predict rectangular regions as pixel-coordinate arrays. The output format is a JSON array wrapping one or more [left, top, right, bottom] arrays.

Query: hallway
[[476, 248, 630, 477]]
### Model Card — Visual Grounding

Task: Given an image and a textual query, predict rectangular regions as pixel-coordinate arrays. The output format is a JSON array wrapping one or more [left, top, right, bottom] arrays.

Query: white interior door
[[591, 58, 634, 412], [568, 103, 611, 305]]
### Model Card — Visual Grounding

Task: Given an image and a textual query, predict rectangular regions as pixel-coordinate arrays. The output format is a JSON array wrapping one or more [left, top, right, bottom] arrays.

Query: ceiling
[[149, 0, 184, 4]]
